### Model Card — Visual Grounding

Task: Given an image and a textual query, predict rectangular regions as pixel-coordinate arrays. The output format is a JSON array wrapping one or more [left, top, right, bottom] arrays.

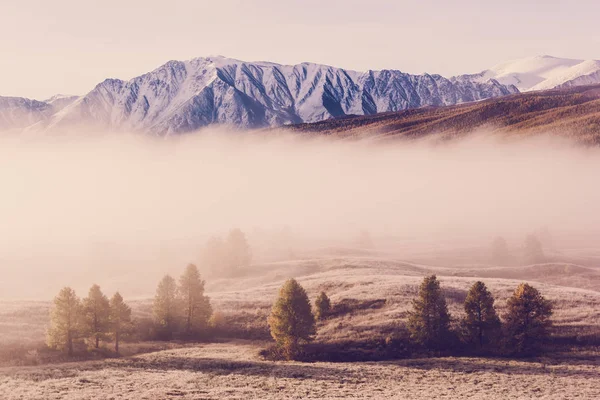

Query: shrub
[[314, 292, 331, 321]]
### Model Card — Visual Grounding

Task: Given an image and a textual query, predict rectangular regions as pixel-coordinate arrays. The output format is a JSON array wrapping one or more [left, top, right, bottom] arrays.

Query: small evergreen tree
[[153, 275, 179, 339], [109, 292, 132, 355], [314, 291, 331, 321], [503, 283, 553, 355], [47, 287, 82, 356], [178, 264, 212, 336], [462, 281, 501, 348], [82, 284, 110, 349], [408, 275, 451, 350], [268, 279, 316, 360]]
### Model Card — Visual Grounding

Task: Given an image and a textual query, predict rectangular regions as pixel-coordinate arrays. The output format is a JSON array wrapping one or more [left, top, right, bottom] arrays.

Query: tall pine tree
[[462, 281, 501, 348], [178, 264, 212, 336], [153, 275, 179, 339], [268, 279, 315, 360], [109, 292, 132, 355], [408, 275, 451, 350], [47, 287, 82, 356], [82, 284, 110, 349], [503, 283, 553, 355]]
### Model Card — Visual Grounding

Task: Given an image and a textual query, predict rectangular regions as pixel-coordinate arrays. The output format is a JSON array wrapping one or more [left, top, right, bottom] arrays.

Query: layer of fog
[[1, 131, 599, 299]]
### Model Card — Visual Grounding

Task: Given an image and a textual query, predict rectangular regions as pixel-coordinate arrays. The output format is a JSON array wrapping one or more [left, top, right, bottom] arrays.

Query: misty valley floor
[[1, 342, 599, 400]]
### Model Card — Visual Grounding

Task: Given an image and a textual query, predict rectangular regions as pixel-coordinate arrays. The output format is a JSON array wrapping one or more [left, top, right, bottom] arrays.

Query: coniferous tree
[[178, 264, 212, 336], [153, 275, 179, 339], [47, 287, 82, 356], [503, 283, 553, 355], [314, 291, 331, 321], [407, 275, 451, 350], [462, 281, 501, 348], [82, 284, 110, 349], [109, 292, 132, 355], [268, 279, 316, 360]]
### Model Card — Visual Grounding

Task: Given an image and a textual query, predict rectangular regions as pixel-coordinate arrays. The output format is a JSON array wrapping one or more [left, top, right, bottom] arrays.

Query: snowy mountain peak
[[3, 56, 521, 135], [466, 55, 600, 92]]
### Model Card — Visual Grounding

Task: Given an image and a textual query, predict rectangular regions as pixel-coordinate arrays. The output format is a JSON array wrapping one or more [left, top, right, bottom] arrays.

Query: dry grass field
[[2, 244, 600, 398], [1, 342, 599, 399]]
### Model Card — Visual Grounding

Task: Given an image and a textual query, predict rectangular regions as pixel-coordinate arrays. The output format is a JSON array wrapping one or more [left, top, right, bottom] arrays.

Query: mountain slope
[[0, 95, 78, 132], [463, 56, 600, 92], [42, 56, 517, 134], [285, 84, 600, 145]]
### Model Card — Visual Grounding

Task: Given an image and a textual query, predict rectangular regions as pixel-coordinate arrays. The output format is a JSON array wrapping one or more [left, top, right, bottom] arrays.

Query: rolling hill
[[285, 84, 600, 144]]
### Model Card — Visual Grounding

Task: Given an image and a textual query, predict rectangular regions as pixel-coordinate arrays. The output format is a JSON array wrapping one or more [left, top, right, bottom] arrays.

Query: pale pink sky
[[1, 0, 599, 99]]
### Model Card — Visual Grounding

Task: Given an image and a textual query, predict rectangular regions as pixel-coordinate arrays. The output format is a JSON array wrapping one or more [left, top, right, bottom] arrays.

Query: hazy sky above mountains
[[1, 0, 600, 99]]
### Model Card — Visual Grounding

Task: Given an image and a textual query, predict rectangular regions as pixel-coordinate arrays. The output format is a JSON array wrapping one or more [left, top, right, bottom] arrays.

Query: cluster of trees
[[47, 263, 213, 356], [267, 276, 553, 360], [408, 276, 552, 355], [152, 264, 213, 339], [490, 234, 546, 265], [47, 285, 132, 356], [201, 229, 252, 275]]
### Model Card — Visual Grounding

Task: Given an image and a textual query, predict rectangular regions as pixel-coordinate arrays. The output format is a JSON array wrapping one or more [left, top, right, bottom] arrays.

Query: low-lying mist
[[1, 131, 599, 299]]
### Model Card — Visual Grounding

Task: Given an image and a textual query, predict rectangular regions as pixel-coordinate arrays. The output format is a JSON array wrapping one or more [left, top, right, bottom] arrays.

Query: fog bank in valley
[[1, 131, 599, 298]]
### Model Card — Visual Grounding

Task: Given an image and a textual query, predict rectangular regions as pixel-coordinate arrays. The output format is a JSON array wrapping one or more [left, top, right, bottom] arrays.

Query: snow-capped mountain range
[[461, 55, 600, 92], [1, 55, 599, 134]]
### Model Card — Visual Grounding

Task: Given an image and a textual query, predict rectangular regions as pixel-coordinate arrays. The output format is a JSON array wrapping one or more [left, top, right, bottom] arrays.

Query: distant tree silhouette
[[490, 236, 510, 265], [523, 234, 545, 264], [109, 292, 132, 355], [47, 287, 82, 356], [268, 279, 315, 360], [503, 283, 553, 355], [226, 228, 252, 273], [178, 264, 212, 336], [153, 275, 179, 339], [82, 284, 110, 349], [202, 236, 227, 272], [462, 281, 501, 348], [408, 275, 451, 350], [356, 229, 374, 249], [314, 291, 331, 321]]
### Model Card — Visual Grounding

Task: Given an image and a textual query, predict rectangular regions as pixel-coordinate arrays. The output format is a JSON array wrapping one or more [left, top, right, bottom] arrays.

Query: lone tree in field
[[153, 275, 179, 339], [462, 281, 501, 348], [82, 284, 110, 349], [503, 283, 553, 355], [314, 291, 331, 321], [490, 236, 510, 265], [47, 287, 82, 356], [523, 234, 545, 264], [408, 275, 451, 350], [109, 292, 132, 355], [268, 279, 316, 360], [178, 264, 212, 336]]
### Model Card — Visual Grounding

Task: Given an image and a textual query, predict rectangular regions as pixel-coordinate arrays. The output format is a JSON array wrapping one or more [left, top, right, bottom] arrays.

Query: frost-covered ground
[[1, 341, 599, 399], [2, 251, 600, 399]]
